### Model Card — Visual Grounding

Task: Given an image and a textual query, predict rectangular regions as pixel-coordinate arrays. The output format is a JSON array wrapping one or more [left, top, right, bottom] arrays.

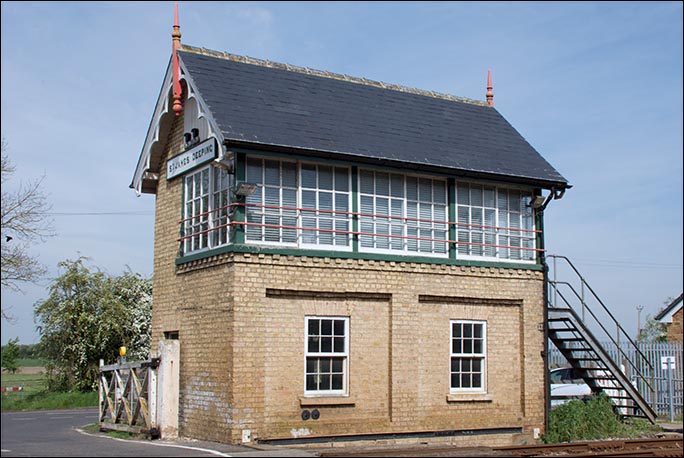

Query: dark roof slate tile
[[179, 48, 568, 188]]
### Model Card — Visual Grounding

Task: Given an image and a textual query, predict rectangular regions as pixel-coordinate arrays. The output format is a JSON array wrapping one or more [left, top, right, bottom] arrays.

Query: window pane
[[390, 174, 404, 198], [332, 374, 343, 390], [302, 217, 317, 244], [451, 358, 460, 372], [418, 178, 432, 202], [376, 197, 389, 216], [360, 170, 374, 194], [320, 358, 331, 373], [321, 320, 333, 335], [335, 193, 349, 213], [473, 373, 482, 388], [433, 181, 446, 204], [334, 337, 344, 352], [451, 373, 460, 388], [306, 374, 317, 391], [474, 340, 483, 354], [318, 166, 333, 190], [319, 192, 333, 211], [473, 358, 481, 372], [319, 219, 333, 245], [302, 190, 316, 210], [301, 164, 316, 188], [334, 320, 345, 336], [335, 168, 349, 192], [474, 324, 483, 338], [282, 161, 296, 187], [376, 173, 390, 195], [246, 157, 262, 183], [497, 190, 508, 212], [332, 358, 343, 372], [264, 160, 280, 186], [453, 323, 462, 338], [320, 375, 331, 390], [484, 186, 496, 208], [321, 337, 332, 352], [509, 190, 521, 212], [406, 176, 418, 200]]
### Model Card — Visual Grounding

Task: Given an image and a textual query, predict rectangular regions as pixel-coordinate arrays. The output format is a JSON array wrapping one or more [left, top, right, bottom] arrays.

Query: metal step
[[548, 307, 657, 424]]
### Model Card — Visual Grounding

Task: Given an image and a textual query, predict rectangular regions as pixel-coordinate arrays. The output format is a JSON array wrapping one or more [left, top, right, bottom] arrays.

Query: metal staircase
[[546, 255, 657, 423]]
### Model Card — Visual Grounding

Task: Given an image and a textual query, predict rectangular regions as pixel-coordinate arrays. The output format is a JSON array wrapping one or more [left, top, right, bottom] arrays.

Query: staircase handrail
[[549, 282, 654, 394], [547, 254, 654, 374], [547, 306, 657, 423]]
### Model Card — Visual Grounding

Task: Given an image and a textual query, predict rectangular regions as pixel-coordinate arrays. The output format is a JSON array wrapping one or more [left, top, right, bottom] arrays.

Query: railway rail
[[317, 436, 683, 457]]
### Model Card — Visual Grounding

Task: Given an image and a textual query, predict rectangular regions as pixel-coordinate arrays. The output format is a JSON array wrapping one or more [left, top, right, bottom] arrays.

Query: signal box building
[[131, 22, 569, 446]]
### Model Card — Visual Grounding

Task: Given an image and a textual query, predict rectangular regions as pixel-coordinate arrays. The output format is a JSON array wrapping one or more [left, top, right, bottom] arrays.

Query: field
[[1, 364, 98, 411], [1, 367, 46, 394]]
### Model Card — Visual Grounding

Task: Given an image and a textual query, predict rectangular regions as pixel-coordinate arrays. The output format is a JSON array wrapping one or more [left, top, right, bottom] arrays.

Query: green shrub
[[544, 393, 661, 443]]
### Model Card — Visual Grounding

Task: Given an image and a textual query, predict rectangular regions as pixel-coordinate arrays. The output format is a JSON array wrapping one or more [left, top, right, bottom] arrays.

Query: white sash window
[[450, 320, 486, 393], [182, 165, 230, 254]]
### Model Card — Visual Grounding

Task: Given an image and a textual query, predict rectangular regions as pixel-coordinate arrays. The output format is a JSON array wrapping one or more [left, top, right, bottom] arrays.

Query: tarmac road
[[0, 408, 313, 457]]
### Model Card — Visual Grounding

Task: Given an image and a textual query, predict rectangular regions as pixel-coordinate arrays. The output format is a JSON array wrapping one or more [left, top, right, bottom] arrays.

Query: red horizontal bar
[[178, 221, 542, 252], [179, 202, 540, 235]]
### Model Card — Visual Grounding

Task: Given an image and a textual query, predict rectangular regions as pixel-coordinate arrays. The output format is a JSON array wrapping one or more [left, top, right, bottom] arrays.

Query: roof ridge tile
[[179, 44, 488, 107]]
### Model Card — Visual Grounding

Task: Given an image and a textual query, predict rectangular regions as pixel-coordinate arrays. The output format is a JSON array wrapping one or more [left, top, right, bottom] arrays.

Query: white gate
[[98, 358, 160, 436]]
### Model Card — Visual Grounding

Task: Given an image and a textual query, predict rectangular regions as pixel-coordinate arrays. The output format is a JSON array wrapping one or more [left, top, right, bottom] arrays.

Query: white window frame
[[358, 169, 448, 258], [455, 181, 536, 263], [450, 320, 487, 394], [299, 161, 353, 251], [304, 316, 350, 397], [244, 157, 353, 251], [244, 157, 299, 247], [182, 165, 231, 255]]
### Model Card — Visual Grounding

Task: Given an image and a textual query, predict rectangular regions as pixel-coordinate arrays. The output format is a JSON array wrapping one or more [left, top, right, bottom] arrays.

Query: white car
[[550, 367, 592, 407]]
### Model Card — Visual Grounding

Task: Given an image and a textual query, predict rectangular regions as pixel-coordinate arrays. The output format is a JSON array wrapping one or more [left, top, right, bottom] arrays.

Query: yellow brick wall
[[222, 256, 545, 443], [668, 307, 683, 342], [149, 114, 547, 446]]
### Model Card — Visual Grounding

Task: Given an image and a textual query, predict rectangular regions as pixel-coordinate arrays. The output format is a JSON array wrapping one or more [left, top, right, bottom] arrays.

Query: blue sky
[[1, 1, 682, 345]]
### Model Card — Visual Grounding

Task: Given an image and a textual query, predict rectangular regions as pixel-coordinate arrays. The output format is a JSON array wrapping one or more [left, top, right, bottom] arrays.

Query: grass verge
[[544, 393, 662, 443], [1, 390, 98, 411]]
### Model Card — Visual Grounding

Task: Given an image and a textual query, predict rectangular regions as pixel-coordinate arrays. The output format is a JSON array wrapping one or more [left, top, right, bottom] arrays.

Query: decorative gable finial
[[172, 2, 182, 116], [486, 69, 494, 107]]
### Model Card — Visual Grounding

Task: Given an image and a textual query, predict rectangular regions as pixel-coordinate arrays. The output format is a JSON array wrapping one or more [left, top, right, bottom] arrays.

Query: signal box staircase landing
[[546, 255, 657, 424]]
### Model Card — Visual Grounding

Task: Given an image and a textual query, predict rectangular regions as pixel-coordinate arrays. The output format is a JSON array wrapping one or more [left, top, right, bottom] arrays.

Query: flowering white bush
[[34, 257, 152, 391]]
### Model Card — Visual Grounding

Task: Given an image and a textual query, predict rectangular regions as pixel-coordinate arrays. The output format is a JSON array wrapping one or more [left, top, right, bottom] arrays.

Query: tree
[[1, 337, 20, 374], [637, 314, 667, 343], [34, 257, 152, 392], [637, 296, 673, 343], [1, 138, 54, 320]]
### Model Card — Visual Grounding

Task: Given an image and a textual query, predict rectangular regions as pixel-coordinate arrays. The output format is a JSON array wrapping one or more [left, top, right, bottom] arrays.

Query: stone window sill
[[299, 396, 356, 407], [446, 393, 493, 403]]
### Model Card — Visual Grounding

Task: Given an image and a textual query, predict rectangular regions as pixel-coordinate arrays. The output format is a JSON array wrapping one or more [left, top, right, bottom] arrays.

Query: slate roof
[[178, 46, 569, 189], [655, 293, 683, 321]]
